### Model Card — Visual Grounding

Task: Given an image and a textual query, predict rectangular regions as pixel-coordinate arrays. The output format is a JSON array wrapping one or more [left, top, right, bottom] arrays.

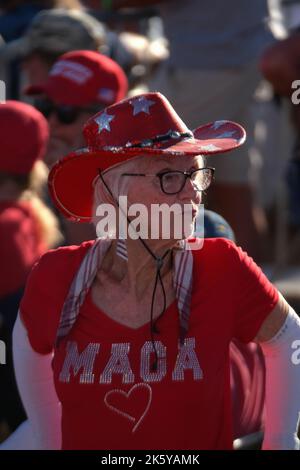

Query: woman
[[9, 93, 300, 450], [0, 100, 61, 440], [0, 101, 62, 303]]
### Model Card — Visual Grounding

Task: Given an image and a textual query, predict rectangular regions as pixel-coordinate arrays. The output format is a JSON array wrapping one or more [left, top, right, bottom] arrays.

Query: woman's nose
[[180, 177, 202, 202]]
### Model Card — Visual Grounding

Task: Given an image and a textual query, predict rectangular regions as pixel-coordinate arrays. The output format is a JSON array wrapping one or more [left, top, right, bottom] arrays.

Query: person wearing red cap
[[26, 49, 128, 169], [0, 100, 61, 439], [0, 100, 62, 300], [24, 49, 128, 244], [4, 93, 300, 450]]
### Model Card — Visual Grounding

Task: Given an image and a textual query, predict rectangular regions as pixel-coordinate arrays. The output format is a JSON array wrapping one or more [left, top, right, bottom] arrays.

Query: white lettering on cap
[[50, 60, 93, 85]]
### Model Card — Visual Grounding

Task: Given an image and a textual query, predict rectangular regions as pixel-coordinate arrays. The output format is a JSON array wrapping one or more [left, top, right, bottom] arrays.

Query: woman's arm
[[255, 295, 300, 450], [255, 293, 290, 343], [11, 313, 61, 450], [260, 34, 300, 97]]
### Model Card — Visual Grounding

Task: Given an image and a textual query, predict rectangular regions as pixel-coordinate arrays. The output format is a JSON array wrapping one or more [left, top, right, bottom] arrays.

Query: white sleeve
[[260, 307, 300, 450], [8, 312, 61, 450], [0, 420, 39, 450]]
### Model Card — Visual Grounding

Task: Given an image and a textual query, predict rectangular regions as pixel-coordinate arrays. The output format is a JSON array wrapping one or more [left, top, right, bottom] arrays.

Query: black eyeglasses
[[34, 98, 100, 125], [121, 167, 215, 194]]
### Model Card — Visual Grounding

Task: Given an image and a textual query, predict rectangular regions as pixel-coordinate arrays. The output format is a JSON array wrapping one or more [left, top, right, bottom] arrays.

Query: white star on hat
[[130, 97, 155, 116], [95, 112, 114, 133], [199, 144, 221, 151], [216, 131, 236, 138], [211, 120, 227, 130]]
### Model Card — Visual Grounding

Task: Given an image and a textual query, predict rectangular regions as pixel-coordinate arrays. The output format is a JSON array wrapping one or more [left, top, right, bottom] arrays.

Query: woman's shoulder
[[191, 237, 248, 281], [19, 240, 96, 354], [36, 240, 95, 274], [34, 240, 93, 274], [22, 240, 95, 301], [192, 237, 240, 261]]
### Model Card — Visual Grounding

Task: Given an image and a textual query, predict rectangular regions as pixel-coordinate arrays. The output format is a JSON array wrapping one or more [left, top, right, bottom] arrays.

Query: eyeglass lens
[[161, 168, 213, 194]]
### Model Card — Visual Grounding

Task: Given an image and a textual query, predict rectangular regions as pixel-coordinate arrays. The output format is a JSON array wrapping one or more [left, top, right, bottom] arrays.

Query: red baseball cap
[[25, 50, 128, 107], [0, 100, 49, 175]]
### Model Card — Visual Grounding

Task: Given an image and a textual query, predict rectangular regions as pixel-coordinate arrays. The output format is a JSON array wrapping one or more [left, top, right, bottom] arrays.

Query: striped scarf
[[56, 238, 193, 346]]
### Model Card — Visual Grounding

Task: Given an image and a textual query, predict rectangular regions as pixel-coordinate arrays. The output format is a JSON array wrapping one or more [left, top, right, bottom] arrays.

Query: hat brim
[[25, 84, 48, 96], [24, 82, 70, 105], [25, 80, 100, 106], [48, 120, 246, 222]]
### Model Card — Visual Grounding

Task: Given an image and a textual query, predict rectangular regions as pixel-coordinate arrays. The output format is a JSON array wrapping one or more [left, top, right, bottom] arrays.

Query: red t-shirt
[[0, 201, 46, 297], [20, 238, 279, 450]]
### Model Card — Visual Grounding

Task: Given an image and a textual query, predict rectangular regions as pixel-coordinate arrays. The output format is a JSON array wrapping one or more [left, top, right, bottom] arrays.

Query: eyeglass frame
[[119, 167, 215, 195]]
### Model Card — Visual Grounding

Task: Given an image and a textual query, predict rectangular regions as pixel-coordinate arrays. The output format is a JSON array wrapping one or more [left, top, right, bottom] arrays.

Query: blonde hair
[[19, 161, 63, 248]]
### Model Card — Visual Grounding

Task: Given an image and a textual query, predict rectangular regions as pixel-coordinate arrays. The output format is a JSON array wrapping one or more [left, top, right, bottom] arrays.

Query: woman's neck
[[100, 238, 176, 299]]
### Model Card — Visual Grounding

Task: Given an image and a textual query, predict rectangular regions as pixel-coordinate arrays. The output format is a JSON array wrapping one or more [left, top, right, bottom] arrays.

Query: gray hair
[[92, 155, 151, 236]]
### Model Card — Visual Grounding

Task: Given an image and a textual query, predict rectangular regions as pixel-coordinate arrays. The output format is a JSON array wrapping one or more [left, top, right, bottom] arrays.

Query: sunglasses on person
[[34, 98, 100, 125], [120, 167, 215, 195]]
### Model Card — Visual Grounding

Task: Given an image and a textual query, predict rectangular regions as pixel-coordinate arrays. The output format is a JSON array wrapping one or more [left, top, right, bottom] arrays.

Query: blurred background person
[[0, 100, 61, 442], [260, 8, 300, 240], [26, 49, 128, 167], [25, 49, 128, 244], [0, 7, 132, 100], [0, 2, 87, 97]]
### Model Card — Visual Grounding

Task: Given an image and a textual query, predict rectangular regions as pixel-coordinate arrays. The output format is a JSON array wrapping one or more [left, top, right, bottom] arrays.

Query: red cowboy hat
[[48, 92, 246, 222]]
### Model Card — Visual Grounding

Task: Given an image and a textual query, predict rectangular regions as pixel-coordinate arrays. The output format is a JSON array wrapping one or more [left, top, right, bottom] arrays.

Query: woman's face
[[125, 155, 203, 241]]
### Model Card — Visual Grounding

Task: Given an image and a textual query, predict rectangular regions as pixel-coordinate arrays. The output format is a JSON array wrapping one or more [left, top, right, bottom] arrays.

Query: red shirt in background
[[20, 239, 279, 449], [0, 200, 46, 297]]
